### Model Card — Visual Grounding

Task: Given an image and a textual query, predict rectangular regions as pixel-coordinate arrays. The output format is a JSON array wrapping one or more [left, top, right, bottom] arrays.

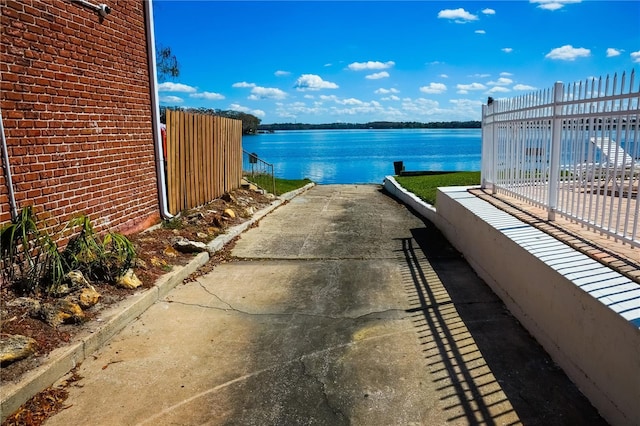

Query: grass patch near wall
[[395, 171, 481, 205], [274, 177, 313, 196]]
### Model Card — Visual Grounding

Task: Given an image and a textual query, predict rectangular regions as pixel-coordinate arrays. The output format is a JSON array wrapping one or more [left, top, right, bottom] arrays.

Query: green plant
[[1, 206, 41, 293], [39, 233, 65, 295], [62, 215, 103, 279], [62, 215, 136, 284], [98, 232, 136, 282], [1, 209, 137, 295], [0, 207, 67, 295]]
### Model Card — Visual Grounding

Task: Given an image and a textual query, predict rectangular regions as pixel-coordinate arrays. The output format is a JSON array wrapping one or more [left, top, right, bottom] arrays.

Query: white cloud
[[513, 84, 537, 91], [449, 98, 484, 114], [348, 61, 395, 71], [339, 98, 365, 106], [545, 45, 591, 61], [248, 86, 287, 100], [275, 70, 290, 77], [632, 51, 640, 63], [159, 95, 183, 103], [375, 88, 400, 95], [502, 48, 513, 53], [294, 74, 339, 91], [382, 95, 401, 101], [401, 98, 441, 115], [482, 8, 496, 15], [457, 82, 487, 95], [233, 82, 287, 100], [475, 30, 486, 35], [487, 86, 511, 94], [457, 82, 486, 92], [366, 71, 390, 80], [158, 82, 197, 93], [232, 82, 256, 88], [228, 103, 265, 118], [500, 72, 513, 77], [488, 77, 513, 86], [530, 0, 582, 11], [190, 91, 225, 100], [420, 82, 447, 94], [606, 48, 622, 58], [440, 74, 449, 79], [437, 8, 478, 23]]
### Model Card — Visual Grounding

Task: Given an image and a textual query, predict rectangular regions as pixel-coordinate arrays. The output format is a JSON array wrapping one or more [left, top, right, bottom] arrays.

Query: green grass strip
[[395, 171, 481, 205], [274, 177, 313, 196]]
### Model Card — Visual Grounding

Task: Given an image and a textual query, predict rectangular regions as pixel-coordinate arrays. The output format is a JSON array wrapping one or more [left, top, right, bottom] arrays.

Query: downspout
[[143, 0, 172, 219], [0, 108, 18, 221]]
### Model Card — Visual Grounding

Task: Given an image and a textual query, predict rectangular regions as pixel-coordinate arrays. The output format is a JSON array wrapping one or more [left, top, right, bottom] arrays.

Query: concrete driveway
[[46, 185, 605, 425]]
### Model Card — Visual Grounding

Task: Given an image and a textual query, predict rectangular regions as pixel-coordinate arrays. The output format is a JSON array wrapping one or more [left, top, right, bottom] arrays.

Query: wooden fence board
[[165, 111, 243, 215]]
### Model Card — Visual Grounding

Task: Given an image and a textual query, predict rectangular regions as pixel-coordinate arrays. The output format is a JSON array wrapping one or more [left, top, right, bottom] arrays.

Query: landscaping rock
[[38, 299, 85, 328], [53, 270, 92, 296], [0, 334, 38, 364], [163, 246, 180, 258], [221, 192, 236, 203], [116, 269, 143, 289], [173, 237, 207, 253], [150, 256, 168, 268], [67, 285, 101, 309], [7, 297, 41, 312], [223, 208, 236, 219]]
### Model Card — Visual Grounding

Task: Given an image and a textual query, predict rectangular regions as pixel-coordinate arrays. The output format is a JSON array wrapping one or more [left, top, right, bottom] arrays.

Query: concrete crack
[[196, 281, 235, 311], [300, 358, 347, 422]]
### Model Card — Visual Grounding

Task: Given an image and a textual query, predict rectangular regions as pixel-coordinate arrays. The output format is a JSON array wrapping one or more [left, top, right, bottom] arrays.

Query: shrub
[[1, 208, 136, 295]]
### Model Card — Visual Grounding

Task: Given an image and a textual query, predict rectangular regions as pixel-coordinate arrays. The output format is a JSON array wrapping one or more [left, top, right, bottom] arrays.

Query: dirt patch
[[0, 188, 274, 387]]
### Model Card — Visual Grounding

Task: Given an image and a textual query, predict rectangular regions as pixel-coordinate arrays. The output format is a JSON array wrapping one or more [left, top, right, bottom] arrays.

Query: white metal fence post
[[547, 81, 564, 221], [481, 104, 488, 189]]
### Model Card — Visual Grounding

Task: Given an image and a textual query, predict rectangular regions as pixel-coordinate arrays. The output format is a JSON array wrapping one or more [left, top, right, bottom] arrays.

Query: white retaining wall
[[383, 176, 640, 426]]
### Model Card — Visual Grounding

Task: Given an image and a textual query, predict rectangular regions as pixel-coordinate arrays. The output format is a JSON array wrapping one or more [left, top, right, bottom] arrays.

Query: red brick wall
[[0, 0, 160, 234]]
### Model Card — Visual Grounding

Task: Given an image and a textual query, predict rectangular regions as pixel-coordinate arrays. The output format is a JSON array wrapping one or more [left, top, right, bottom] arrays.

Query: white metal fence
[[481, 70, 640, 247]]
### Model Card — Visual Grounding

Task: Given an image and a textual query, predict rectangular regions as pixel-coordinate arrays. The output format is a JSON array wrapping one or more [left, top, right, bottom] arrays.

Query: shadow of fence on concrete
[[395, 219, 607, 425]]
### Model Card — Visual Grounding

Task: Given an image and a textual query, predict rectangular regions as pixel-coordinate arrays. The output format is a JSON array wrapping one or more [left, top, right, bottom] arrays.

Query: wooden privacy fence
[[165, 109, 243, 215]]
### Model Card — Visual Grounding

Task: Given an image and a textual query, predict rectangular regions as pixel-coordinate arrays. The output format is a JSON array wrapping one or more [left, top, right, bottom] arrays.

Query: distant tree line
[[160, 106, 261, 135], [257, 121, 481, 131]]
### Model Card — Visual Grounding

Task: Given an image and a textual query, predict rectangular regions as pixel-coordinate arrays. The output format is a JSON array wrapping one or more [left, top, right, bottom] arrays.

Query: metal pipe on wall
[[0, 108, 18, 221], [71, 0, 112, 17], [143, 0, 173, 220]]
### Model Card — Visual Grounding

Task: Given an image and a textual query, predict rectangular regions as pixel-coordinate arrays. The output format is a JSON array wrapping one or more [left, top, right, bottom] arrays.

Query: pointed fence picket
[[482, 70, 640, 247]]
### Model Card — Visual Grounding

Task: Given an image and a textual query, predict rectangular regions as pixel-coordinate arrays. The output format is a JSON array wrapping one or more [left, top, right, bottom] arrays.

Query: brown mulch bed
[[0, 188, 273, 411]]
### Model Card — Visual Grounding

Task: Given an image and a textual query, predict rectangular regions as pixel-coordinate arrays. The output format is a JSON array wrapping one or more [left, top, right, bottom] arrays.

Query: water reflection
[[244, 129, 482, 184]]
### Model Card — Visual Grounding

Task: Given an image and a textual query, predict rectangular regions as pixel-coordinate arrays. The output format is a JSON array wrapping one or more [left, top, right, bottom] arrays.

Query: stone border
[[0, 183, 315, 422]]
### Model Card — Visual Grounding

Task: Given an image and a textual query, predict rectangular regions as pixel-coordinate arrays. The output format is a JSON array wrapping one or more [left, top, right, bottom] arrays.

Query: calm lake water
[[242, 128, 482, 184]]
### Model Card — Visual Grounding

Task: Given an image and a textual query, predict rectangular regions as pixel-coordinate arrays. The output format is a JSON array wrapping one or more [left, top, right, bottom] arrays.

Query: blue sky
[[152, 1, 640, 124]]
